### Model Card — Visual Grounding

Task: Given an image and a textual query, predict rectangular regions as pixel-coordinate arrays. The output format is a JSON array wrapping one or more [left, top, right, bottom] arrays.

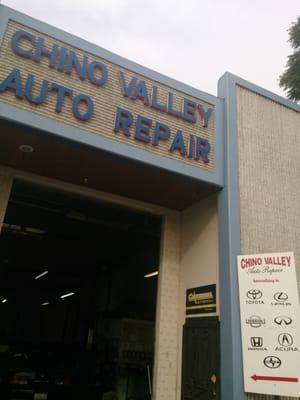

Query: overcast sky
[[2, 0, 299, 98]]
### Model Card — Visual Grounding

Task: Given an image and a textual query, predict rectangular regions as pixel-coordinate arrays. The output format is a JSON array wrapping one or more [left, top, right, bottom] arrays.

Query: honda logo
[[251, 337, 263, 347]]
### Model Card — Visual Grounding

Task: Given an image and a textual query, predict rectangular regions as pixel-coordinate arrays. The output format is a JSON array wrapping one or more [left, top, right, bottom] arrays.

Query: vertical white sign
[[237, 252, 300, 397]]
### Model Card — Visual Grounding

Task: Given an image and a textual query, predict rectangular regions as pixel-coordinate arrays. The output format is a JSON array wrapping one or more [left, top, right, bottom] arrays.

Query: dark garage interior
[[0, 181, 161, 400]]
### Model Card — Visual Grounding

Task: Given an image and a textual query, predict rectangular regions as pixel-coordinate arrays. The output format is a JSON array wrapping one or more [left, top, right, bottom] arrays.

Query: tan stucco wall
[[237, 87, 300, 400], [176, 194, 219, 399]]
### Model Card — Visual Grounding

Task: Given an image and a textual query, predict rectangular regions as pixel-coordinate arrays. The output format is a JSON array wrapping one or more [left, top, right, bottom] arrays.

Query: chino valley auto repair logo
[[0, 28, 213, 165], [246, 315, 266, 328], [237, 252, 300, 396]]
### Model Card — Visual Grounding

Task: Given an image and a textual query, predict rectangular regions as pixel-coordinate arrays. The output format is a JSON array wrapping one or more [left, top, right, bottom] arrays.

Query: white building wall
[[237, 86, 300, 400]]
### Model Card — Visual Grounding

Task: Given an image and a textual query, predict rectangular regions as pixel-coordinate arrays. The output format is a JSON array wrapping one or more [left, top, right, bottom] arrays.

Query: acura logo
[[247, 290, 262, 300], [263, 356, 281, 369], [274, 316, 292, 326], [274, 292, 288, 302], [278, 333, 293, 346]]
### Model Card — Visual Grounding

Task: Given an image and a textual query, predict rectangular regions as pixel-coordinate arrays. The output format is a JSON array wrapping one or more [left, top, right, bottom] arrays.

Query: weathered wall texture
[[237, 86, 300, 400], [153, 211, 181, 400], [0, 172, 13, 232]]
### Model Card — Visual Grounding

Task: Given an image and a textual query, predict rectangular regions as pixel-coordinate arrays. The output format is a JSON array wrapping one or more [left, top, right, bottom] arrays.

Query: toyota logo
[[247, 289, 262, 300], [263, 356, 281, 369], [274, 292, 288, 302], [274, 316, 292, 326]]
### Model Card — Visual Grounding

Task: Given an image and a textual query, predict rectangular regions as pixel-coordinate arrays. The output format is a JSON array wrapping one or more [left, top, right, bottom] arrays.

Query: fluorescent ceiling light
[[2, 224, 46, 237], [41, 302, 49, 306], [60, 292, 75, 299], [25, 227, 46, 235], [2, 298, 7, 303], [35, 271, 49, 280], [19, 144, 34, 153], [144, 271, 159, 278]]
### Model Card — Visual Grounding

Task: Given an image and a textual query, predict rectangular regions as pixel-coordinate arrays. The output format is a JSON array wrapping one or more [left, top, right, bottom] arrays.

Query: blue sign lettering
[[0, 68, 94, 121], [113, 107, 211, 163], [11, 29, 108, 87], [114, 107, 133, 137], [0, 68, 24, 98], [25, 74, 49, 104], [169, 130, 187, 156], [2, 29, 213, 164], [152, 122, 170, 146], [72, 94, 94, 121], [118, 71, 214, 128]]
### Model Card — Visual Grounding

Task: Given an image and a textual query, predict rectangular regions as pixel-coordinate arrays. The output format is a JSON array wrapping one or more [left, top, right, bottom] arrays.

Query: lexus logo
[[278, 333, 293, 346], [251, 337, 263, 347], [274, 292, 288, 302], [247, 289, 262, 300], [263, 356, 281, 369], [274, 316, 292, 326]]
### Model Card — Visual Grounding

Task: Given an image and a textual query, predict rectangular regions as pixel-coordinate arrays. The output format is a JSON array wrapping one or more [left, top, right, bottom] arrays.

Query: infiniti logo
[[247, 290, 262, 300], [274, 316, 292, 326]]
